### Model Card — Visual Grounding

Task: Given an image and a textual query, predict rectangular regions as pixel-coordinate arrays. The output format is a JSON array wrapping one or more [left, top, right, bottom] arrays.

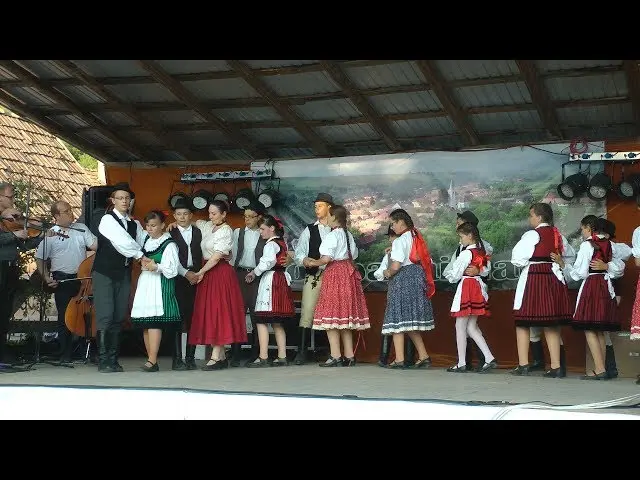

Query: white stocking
[[455, 317, 470, 367], [466, 316, 495, 363]]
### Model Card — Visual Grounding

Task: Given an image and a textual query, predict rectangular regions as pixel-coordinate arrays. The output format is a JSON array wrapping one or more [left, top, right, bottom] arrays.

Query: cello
[[65, 252, 97, 338]]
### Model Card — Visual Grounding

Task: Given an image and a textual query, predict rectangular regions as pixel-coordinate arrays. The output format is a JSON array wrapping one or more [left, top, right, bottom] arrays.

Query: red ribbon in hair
[[552, 226, 564, 255], [408, 228, 435, 298], [272, 216, 284, 229]]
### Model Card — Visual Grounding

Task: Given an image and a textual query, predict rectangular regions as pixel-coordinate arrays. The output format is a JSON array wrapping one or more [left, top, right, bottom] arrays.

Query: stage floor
[[1, 357, 639, 419]]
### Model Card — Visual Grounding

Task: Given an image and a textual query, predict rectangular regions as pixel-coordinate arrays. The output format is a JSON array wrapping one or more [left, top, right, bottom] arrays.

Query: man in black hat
[[92, 182, 147, 373], [443, 210, 494, 371], [168, 197, 203, 370], [229, 200, 266, 366], [292, 192, 334, 365]]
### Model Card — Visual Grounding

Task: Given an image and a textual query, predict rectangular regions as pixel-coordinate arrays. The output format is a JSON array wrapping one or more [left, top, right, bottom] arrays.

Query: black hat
[[314, 193, 334, 204], [244, 200, 265, 215], [111, 182, 135, 198], [172, 197, 194, 212], [457, 210, 479, 225]]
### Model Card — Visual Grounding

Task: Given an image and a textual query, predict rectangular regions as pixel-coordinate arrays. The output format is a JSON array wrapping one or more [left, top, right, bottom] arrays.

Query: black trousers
[[0, 262, 20, 361], [175, 275, 196, 333], [51, 271, 81, 351]]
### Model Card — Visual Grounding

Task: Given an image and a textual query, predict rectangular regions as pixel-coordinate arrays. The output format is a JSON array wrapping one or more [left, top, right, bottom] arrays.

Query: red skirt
[[313, 260, 370, 330], [573, 274, 619, 332], [188, 260, 248, 345], [452, 277, 490, 318], [514, 263, 572, 327], [632, 277, 640, 340], [255, 270, 295, 319]]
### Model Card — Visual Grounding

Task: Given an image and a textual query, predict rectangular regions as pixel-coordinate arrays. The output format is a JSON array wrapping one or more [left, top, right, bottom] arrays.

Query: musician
[[34, 200, 97, 364], [292, 192, 333, 365], [0, 182, 44, 363], [92, 182, 147, 373], [168, 197, 202, 370]]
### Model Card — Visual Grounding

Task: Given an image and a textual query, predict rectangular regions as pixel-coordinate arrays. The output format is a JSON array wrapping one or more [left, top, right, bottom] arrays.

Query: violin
[[0, 211, 63, 239]]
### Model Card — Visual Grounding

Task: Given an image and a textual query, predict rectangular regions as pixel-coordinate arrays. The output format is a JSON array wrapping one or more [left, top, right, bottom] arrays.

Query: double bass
[[65, 252, 97, 338]]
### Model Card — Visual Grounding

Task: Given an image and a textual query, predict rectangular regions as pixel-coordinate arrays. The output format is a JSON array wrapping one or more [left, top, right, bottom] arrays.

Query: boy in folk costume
[[443, 221, 497, 373], [510, 202, 575, 377], [245, 215, 296, 367], [552, 217, 625, 380], [292, 193, 334, 365], [167, 198, 203, 370]]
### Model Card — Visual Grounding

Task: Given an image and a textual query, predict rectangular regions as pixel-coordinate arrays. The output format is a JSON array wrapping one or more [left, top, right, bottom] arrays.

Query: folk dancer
[[292, 192, 334, 365], [373, 226, 398, 366], [35, 200, 97, 363]]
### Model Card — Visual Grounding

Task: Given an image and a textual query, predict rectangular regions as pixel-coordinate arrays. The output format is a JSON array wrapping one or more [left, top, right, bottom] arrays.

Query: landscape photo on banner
[[252, 142, 606, 292]]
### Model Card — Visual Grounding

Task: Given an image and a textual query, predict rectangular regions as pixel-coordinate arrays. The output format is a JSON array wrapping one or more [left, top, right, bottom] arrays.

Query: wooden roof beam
[[137, 60, 265, 160], [415, 60, 480, 146], [623, 60, 640, 134], [320, 60, 402, 151], [53, 60, 211, 162], [515, 60, 563, 140], [0, 60, 154, 163], [226, 60, 332, 157]]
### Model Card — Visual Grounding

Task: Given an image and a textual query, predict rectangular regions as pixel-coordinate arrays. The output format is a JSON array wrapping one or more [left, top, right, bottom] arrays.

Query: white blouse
[[511, 223, 576, 268], [141, 233, 180, 279], [563, 237, 625, 282], [253, 237, 281, 277], [195, 220, 233, 258], [373, 253, 390, 281], [389, 231, 415, 267], [632, 226, 640, 258], [443, 245, 490, 284], [612, 241, 632, 262], [319, 228, 359, 261]]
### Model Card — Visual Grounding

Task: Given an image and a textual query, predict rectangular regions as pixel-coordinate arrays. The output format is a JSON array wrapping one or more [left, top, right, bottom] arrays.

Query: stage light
[[257, 188, 279, 209], [587, 172, 612, 201], [212, 192, 230, 204], [557, 173, 588, 201], [616, 174, 640, 199], [234, 188, 255, 210], [168, 192, 190, 209], [191, 190, 212, 211]]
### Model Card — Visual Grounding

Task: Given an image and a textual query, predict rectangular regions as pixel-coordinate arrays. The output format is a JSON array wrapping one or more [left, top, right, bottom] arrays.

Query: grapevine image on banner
[[252, 142, 606, 292]]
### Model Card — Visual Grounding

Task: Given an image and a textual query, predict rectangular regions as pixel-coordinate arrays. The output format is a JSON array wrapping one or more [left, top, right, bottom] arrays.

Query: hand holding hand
[[185, 270, 198, 285], [589, 258, 608, 271], [550, 252, 565, 268], [245, 272, 256, 283], [464, 265, 481, 276]]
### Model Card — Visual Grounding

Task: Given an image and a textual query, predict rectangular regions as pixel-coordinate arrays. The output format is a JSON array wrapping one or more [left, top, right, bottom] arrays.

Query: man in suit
[[168, 197, 203, 370]]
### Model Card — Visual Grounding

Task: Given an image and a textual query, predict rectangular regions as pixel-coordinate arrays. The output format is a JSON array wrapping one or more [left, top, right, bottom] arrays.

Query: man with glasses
[[0, 182, 44, 364], [35, 200, 97, 364]]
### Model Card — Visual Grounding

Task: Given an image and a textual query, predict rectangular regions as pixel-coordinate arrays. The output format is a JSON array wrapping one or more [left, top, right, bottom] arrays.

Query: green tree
[[63, 141, 98, 171]]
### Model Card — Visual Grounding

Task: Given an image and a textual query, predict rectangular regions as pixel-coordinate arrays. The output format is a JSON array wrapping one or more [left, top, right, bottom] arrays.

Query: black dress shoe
[[201, 359, 228, 371], [478, 359, 498, 373], [511, 365, 530, 376], [141, 362, 159, 372], [447, 365, 467, 373], [172, 359, 187, 371], [246, 358, 270, 368], [581, 371, 608, 380], [185, 358, 197, 370], [412, 357, 432, 369], [319, 357, 343, 367], [543, 367, 566, 378], [342, 357, 357, 367]]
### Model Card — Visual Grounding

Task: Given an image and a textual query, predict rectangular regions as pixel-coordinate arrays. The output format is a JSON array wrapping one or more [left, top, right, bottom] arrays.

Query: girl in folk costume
[[443, 221, 497, 373], [552, 217, 624, 380], [245, 215, 295, 368], [374, 226, 399, 367], [511, 202, 575, 377], [381, 209, 435, 369], [189, 200, 247, 371], [130, 211, 182, 372], [308, 205, 371, 367], [629, 196, 640, 372]]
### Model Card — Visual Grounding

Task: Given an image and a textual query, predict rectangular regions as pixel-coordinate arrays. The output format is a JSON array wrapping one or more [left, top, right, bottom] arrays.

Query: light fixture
[[212, 192, 230, 204], [557, 173, 588, 201], [191, 189, 212, 211], [168, 192, 190, 209], [616, 173, 640, 199], [257, 188, 279, 209], [587, 172, 612, 201], [234, 188, 256, 210]]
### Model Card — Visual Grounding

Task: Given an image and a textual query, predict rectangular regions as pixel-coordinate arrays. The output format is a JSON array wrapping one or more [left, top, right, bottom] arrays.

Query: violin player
[[35, 200, 97, 364], [0, 181, 45, 364]]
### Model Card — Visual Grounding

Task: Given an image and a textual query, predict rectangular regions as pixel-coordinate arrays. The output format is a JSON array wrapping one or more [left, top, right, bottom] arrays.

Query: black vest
[[234, 227, 266, 268], [93, 211, 138, 279], [170, 225, 203, 271], [306, 223, 322, 276]]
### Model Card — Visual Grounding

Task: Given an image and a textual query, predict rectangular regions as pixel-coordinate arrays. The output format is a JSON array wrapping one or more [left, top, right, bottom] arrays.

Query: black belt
[[52, 271, 78, 281], [236, 266, 254, 272]]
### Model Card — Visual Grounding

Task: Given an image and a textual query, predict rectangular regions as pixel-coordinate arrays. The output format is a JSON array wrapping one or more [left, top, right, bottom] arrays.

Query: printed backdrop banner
[[252, 142, 606, 292]]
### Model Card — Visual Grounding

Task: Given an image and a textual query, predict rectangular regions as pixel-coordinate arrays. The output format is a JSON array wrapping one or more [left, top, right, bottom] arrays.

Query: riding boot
[[404, 340, 416, 367], [184, 344, 197, 370], [529, 341, 545, 371], [378, 335, 392, 367], [172, 331, 186, 370], [97, 330, 115, 373], [247, 318, 259, 364], [229, 343, 242, 367], [465, 342, 474, 371], [474, 342, 485, 372], [559, 345, 567, 378], [293, 327, 308, 365], [605, 345, 618, 379], [108, 326, 123, 372]]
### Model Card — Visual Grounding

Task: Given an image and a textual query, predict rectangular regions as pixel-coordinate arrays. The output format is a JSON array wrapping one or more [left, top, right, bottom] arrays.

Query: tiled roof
[[0, 111, 103, 217]]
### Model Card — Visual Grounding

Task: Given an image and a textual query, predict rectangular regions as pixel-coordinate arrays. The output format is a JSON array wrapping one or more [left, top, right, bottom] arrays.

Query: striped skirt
[[255, 270, 296, 323], [514, 263, 572, 328], [381, 263, 435, 335], [572, 273, 619, 332]]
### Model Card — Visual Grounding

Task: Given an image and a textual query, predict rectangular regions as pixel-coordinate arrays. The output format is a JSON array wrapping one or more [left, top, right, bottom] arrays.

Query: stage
[[0, 358, 639, 419]]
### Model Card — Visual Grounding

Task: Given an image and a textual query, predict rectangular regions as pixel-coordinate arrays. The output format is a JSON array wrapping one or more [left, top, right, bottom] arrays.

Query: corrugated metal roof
[[142, 110, 206, 126], [243, 60, 319, 69], [270, 147, 316, 159], [471, 110, 542, 132], [14, 60, 69, 79], [410, 136, 465, 150], [56, 84, 109, 104], [391, 117, 458, 136], [173, 129, 228, 145], [76, 129, 118, 146], [544, 72, 628, 101], [159, 150, 187, 162], [261, 72, 340, 96], [315, 124, 379, 142], [368, 91, 442, 114], [0, 66, 18, 81], [346, 62, 423, 89], [93, 111, 144, 127], [72, 60, 149, 78], [102, 84, 178, 103], [454, 82, 532, 107], [563, 123, 635, 141], [183, 78, 260, 99], [243, 127, 304, 144], [292, 99, 360, 121], [155, 60, 230, 74], [7, 86, 56, 106], [557, 103, 633, 126], [478, 130, 549, 146], [210, 149, 254, 162], [435, 60, 520, 81], [536, 60, 623, 73], [212, 106, 282, 122], [49, 114, 91, 130], [339, 143, 392, 156], [125, 130, 165, 147]]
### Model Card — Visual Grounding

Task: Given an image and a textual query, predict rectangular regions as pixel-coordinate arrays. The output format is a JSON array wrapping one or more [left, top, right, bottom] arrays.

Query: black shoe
[[172, 359, 187, 371], [511, 365, 530, 376], [478, 359, 497, 373], [201, 359, 228, 371], [342, 357, 357, 367], [246, 357, 270, 368], [229, 343, 243, 367], [184, 345, 197, 370], [447, 365, 467, 373], [581, 371, 608, 381], [386, 361, 406, 369], [272, 357, 289, 367], [529, 341, 545, 371], [319, 357, 343, 367], [141, 361, 159, 372], [543, 367, 566, 378], [411, 357, 432, 369]]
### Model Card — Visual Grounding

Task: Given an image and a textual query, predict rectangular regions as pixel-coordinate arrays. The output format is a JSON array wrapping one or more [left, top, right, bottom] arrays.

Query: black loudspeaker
[[81, 186, 112, 236]]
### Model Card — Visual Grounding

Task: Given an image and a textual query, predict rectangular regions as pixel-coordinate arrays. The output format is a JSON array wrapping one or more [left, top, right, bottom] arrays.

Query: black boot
[[465, 342, 474, 372], [172, 331, 187, 370], [108, 327, 123, 372], [605, 345, 618, 379], [229, 343, 242, 367], [378, 335, 392, 367], [558, 345, 567, 378], [529, 341, 545, 371], [97, 330, 115, 373], [247, 319, 259, 364], [404, 340, 416, 367], [473, 343, 485, 372], [57, 328, 74, 364], [293, 328, 308, 365], [184, 345, 197, 370]]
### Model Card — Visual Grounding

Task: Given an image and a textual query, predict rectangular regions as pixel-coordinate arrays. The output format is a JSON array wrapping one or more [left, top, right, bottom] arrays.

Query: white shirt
[[612, 241, 632, 262], [373, 253, 390, 281], [510, 223, 576, 268], [390, 231, 416, 267], [253, 237, 281, 277], [98, 210, 146, 265], [195, 220, 233, 258], [443, 244, 491, 284], [632, 226, 640, 258], [318, 228, 358, 261], [140, 233, 180, 278], [563, 236, 625, 281], [175, 224, 194, 277], [231, 226, 261, 268], [35, 223, 97, 274], [443, 240, 493, 279], [294, 220, 332, 267]]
